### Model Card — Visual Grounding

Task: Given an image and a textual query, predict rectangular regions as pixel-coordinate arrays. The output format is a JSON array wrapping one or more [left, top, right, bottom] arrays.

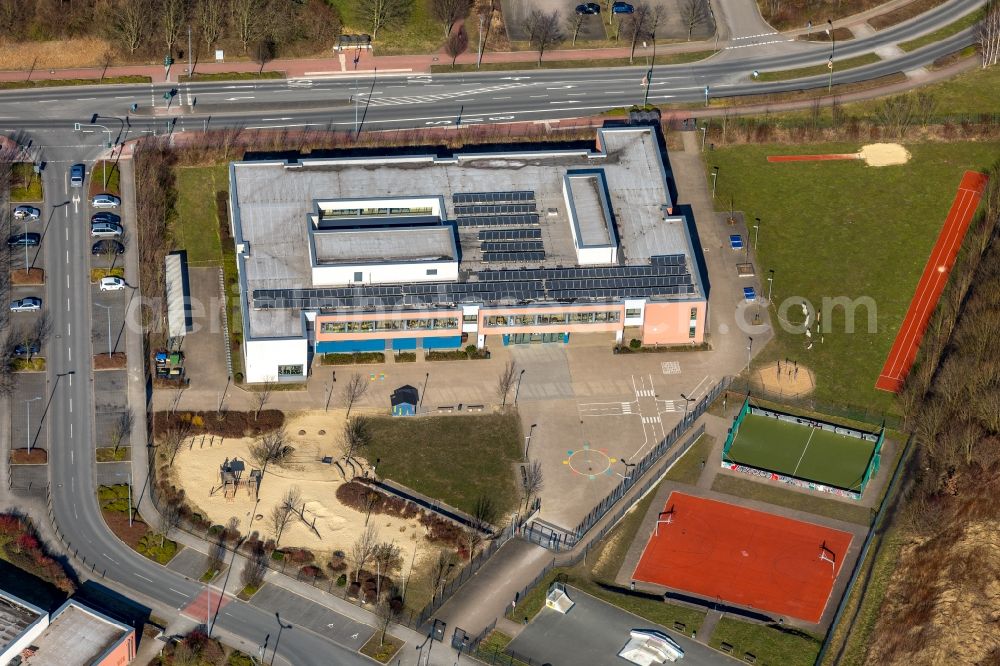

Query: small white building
[[618, 629, 685, 664]]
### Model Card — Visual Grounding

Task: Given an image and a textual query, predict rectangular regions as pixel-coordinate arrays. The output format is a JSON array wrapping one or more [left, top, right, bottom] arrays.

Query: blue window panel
[[392, 338, 417, 350], [502, 334, 510, 346], [316, 339, 386, 353], [422, 335, 463, 350]]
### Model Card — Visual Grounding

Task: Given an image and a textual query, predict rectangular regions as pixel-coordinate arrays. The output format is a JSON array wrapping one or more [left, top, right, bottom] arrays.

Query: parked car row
[[575, 1, 632, 14]]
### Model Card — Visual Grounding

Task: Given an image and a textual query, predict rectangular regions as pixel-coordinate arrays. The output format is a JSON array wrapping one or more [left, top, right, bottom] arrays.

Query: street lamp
[[679, 393, 695, 421], [767, 269, 775, 304], [746, 337, 753, 374], [711, 166, 719, 199], [753, 217, 760, 250], [270, 612, 293, 666], [523, 423, 537, 460], [700, 125, 707, 151], [420, 372, 429, 408], [826, 19, 835, 93], [25, 396, 41, 453], [642, 32, 657, 108], [94, 303, 113, 357], [513, 368, 526, 406]]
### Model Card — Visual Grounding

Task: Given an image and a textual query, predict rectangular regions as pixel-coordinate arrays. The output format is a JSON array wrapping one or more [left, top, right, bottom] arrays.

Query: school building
[[228, 126, 707, 383]]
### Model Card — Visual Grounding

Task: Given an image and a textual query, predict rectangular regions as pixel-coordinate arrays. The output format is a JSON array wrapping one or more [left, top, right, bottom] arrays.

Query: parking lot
[[10, 372, 47, 453], [90, 282, 129, 358]]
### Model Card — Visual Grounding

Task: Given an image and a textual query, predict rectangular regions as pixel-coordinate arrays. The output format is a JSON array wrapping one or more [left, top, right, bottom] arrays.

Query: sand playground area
[[171, 411, 445, 574], [755, 361, 816, 397]]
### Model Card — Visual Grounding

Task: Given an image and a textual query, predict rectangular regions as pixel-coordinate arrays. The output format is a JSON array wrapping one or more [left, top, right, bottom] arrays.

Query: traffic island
[[96, 447, 130, 462], [11, 268, 44, 285], [11, 357, 45, 372], [94, 353, 127, 370], [360, 633, 402, 664], [10, 448, 47, 464]]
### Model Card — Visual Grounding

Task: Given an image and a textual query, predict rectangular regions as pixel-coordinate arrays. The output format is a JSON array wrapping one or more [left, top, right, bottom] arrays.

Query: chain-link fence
[[727, 378, 902, 430]]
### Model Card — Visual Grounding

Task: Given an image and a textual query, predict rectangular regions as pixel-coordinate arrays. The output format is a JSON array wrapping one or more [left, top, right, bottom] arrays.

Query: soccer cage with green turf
[[721, 396, 884, 500]]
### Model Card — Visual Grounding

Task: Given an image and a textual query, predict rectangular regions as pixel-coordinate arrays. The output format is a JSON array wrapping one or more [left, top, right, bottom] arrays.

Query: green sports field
[[726, 414, 876, 490]]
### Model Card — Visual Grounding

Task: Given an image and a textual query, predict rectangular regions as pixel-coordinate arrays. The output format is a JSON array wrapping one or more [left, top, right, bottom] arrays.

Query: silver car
[[91, 194, 121, 209], [13, 206, 40, 220], [10, 297, 41, 313], [91, 221, 123, 238]]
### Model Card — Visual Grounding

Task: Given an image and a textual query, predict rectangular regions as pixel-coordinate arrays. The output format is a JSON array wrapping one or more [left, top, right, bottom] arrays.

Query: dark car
[[13, 342, 40, 357], [91, 212, 121, 226], [7, 233, 40, 247], [92, 240, 125, 256], [612, 1, 634, 13], [575, 2, 600, 14]]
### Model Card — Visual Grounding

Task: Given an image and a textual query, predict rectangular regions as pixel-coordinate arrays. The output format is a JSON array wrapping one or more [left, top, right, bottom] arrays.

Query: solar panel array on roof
[[455, 203, 536, 216], [482, 251, 546, 263], [453, 191, 535, 204], [480, 241, 544, 253], [649, 254, 687, 266], [456, 214, 540, 227], [478, 228, 542, 241]]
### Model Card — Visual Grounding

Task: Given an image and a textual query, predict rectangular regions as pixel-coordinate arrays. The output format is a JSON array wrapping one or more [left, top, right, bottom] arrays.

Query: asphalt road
[[14, 0, 983, 663], [0, 0, 982, 136]]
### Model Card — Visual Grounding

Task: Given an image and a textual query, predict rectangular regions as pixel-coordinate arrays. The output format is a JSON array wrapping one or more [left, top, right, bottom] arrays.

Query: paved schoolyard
[[507, 586, 733, 666], [248, 584, 375, 653]]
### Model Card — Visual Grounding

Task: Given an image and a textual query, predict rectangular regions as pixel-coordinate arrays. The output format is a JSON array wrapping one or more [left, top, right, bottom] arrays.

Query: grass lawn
[[90, 267, 124, 282], [89, 160, 120, 197], [868, 0, 948, 30], [706, 141, 1000, 412], [330, 0, 465, 56], [664, 434, 714, 485], [711, 474, 874, 526], [10, 163, 43, 202], [433, 50, 717, 73], [173, 165, 228, 265], [180, 71, 284, 82], [898, 9, 983, 51], [96, 447, 129, 462], [11, 357, 45, 372], [852, 65, 999, 115], [756, 53, 880, 82], [360, 633, 402, 663], [710, 617, 822, 666], [475, 632, 529, 665], [0, 75, 151, 89], [366, 412, 522, 514]]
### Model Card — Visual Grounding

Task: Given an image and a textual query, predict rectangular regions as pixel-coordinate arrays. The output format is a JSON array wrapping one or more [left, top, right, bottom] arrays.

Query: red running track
[[632, 492, 853, 623], [766, 154, 859, 162], [875, 171, 989, 392]]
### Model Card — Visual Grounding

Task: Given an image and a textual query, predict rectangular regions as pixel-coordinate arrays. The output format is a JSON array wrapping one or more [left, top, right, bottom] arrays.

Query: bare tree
[[567, 11, 586, 47], [350, 524, 378, 581], [229, 0, 270, 53], [111, 408, 135, 453], [357, 0, 411, 40], [679, 0, 706, 40], [496, 360, 519, 408], [247, 426, 293, 469], [342, 372, 369, 418], [623, 2, 653, 62], [465, 495, 497, 556], [431, 0, 471, 37], [373, 585, 400, 646], [161, 420, 191, 465], [363, 489, 380, 526], [522, 459, 544, 511], [523, 10, 564, 64], [160, 494, 184, 547], [205, 529, 227, 576], [253, 377, 276, 420], [445, 26, 469, 66], [981, 0, 1000, 69], [429, 551, 457, 599], [269, 485, 300, 545], [112, 0, 151, 55], [162, 0, 190, 54], [195, 0, 226, 52], [341, 415, 372, 461], [240, 541, 268, 590], [373, 541, 401, 576]]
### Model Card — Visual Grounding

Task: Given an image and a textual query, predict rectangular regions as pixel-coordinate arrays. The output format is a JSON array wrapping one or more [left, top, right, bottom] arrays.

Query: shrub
[[347, 581, 361, 598], [285, 547, 315, 564], [328, 551, 347, 571], [336, 573, 348, 587], [629, 338, 642, 349], [271, 550, 285, 561], [300, 564, 324, 579]]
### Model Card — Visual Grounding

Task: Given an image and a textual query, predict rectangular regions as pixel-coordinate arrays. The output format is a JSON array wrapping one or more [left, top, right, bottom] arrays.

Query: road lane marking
[[103, 553, 118, 563], [66, 275, 69, 288], [67, 323, 71, 335], [69, 423, 73, 438], [67, 347, 71, 361], [134, 573, 153, 582], [66, 298, 70, 311], [169, 588, 189, 597], [69, 398, 73, 413], [65, 228, 68, 241], [65, 250, 69, 263]]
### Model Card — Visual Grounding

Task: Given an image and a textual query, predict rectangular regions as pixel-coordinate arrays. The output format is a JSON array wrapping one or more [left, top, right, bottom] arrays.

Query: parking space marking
[[661, 361, 681, 375]]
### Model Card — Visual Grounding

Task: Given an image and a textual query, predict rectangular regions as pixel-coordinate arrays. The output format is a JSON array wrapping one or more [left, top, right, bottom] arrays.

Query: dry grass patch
[[0, 37, 114, 70], [11, 268, 44, 285], [94, 353, 126, 370], [10, 448, 46, 464], [868, 0, 948, 29]]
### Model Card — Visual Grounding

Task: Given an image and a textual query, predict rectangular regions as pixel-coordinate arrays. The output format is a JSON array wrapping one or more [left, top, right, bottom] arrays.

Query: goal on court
[[818, 541, 837, 573], [654, 507, 676, 537]]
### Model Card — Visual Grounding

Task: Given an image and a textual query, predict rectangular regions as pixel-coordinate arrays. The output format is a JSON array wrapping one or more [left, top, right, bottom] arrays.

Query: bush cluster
[[156, 410, 285, 438], [0, 514, 74, 594], [336, 481, 466, 549]]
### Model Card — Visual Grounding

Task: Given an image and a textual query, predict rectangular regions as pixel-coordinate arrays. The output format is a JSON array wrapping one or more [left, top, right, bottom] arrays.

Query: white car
[[100, 276, 127, 291], [10, 297, 41, 313], [91, 194, 121, 209], [13, 206, 40, 220]]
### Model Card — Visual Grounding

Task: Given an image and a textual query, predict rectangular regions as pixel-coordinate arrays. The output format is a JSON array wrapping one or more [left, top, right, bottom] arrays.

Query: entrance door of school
[[508, 332, 565, 345]]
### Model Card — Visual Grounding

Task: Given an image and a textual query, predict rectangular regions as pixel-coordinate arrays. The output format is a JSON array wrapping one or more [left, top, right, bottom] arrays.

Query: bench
[[437, 405, 455, 412], [720, 643, 733, 654], [673, 622, 686, 632], [744, 653, 757, 664], [466, 404, 485, 412]]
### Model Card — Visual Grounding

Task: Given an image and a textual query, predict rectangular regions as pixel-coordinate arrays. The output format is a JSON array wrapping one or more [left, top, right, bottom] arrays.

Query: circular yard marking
[[568, 447, 611, 477]]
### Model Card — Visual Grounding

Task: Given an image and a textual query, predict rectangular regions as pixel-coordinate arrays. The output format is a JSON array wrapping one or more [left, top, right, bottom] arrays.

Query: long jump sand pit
[[766, 143, 911, 167], [170, 411, 450, 584]]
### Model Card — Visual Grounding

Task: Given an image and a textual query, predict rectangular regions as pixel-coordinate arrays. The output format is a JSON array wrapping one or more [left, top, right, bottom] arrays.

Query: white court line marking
[[791, 426, 818, 477]]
